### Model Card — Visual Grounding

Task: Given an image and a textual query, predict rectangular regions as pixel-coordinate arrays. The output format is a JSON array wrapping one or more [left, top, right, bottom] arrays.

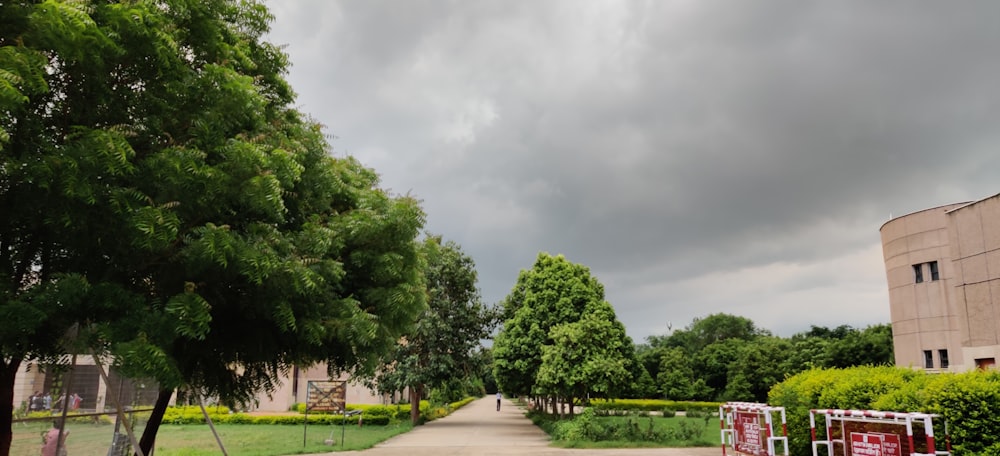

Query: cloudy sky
[[263, 1, 1000, 341]]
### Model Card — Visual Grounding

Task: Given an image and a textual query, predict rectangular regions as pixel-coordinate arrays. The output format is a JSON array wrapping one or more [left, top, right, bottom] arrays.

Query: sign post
[[809, 409, 949, 456], [302, 381, 346, 447], [721, 402, 788, 456]]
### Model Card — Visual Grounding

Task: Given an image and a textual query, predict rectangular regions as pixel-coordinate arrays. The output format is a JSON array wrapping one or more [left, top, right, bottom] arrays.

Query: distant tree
[[472, 347, 497, 397], [656, 347, 710, 400], [376, 236, 498, 424], [824, 324, 894, 368], [784, 333, 833, 371], [693, 338, 744, 400], [722, 336, 794, 402], [627, 364, 658, 399], [641, 318, 894, 405], [684, 313, 768, 352]]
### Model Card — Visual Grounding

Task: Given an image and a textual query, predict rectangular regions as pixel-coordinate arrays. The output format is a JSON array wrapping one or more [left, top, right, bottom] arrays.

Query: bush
[[549, 408, 707, 443], [162, 405, 231, 424], [923, 371, 1000, 455], [769, 366, 1000, 456]]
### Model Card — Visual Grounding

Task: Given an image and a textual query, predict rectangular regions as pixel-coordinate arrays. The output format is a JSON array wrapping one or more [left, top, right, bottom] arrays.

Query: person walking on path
[[496, 392, 502, 412]]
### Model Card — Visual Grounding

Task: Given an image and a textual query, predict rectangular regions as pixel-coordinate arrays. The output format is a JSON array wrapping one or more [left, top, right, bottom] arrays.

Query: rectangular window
[[929, 261, 940, 281], [913, 264, 924, 283], [939, 349, 949, 369], [923, 350, 934, 368]]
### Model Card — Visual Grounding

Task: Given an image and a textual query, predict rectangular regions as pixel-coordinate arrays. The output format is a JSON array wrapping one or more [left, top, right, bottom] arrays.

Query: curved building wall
[[881, 203, 966, 371]]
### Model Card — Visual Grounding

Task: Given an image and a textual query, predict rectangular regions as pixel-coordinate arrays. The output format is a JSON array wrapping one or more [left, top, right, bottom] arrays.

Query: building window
[[939, 349, 949, 369], [929, 261, 939, 281], [913, 264, 924, 283], [923, 350, 933, 368]]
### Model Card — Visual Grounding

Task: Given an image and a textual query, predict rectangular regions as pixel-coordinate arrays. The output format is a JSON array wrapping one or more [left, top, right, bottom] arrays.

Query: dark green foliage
[[637, 316, 894, 402], [1, 1, 427, 454]]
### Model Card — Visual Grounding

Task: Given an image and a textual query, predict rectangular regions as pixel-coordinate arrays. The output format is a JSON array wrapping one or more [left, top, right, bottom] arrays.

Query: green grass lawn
[[10, 421, 413, 456]]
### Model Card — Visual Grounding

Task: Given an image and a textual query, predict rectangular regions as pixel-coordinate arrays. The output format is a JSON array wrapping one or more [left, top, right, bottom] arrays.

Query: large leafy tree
[[493, 253, 635, 412], [1, 1, 426, 454], [375, 236, 497, 424]]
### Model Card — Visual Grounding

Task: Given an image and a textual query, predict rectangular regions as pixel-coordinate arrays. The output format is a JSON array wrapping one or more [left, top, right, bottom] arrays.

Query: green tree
[[493, 253, 628, 413], [824, 324, 893, 368], [375, 236, 497, 424], [677, 313, 767, 353], [535, 302, 633, 415], [722, 336, 794, 402], [1, 2, 427, 454], [656, 347, 709, 400], [693, 338, 744, 400]]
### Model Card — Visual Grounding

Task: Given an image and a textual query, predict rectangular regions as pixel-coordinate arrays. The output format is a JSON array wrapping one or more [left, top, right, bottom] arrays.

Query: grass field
[[9, 420, 413, 456]]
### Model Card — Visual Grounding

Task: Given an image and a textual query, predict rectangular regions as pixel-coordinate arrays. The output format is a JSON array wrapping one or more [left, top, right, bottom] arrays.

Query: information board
[[850, 432, 901, 456], [306, 381, 346, 413], [736, 411, 765, 456]]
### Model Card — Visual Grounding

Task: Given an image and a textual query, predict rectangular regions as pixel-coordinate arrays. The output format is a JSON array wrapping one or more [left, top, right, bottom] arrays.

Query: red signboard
[[851, 433, 901, 456], [735, 411, 766, 456]]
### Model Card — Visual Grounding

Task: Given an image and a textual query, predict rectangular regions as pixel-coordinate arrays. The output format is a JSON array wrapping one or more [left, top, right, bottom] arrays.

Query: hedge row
[[589, 399, 721, 413], [161, 406, 390, 426], [768, 366, 1000, 456], [163, 397, 478, 426], [292, 402, 421, 421]]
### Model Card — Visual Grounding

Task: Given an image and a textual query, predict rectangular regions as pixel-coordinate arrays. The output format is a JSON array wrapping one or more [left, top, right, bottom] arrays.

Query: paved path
[[300, 396, 720, 456]]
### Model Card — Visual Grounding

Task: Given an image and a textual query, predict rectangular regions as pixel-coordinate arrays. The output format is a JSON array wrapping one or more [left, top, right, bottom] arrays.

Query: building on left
[[13, 359, 391, 413]]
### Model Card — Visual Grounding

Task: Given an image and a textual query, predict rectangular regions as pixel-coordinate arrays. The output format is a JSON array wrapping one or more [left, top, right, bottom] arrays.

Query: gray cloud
[[265, 0, 1000, 340]]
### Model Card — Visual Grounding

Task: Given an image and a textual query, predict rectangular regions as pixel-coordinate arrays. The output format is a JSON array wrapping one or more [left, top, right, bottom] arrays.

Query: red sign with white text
[[851, 433, 902, 456], [735, 411, 766, 456]]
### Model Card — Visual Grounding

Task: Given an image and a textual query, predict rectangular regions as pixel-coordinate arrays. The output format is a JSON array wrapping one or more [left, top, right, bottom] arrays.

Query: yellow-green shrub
[[923, 370, 1000, 455], [769, 367, 1000, 456]]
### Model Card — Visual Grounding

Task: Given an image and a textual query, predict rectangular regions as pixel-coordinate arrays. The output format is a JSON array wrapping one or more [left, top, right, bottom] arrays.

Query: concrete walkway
[[300, 396, 720, 456]]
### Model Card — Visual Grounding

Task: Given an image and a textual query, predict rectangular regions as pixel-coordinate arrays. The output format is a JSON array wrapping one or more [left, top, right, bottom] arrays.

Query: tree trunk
[[409, 384, 423, 425], [568, 395, 574, 417], [0, 357, 22, 456], [136, 388, 174, 456]]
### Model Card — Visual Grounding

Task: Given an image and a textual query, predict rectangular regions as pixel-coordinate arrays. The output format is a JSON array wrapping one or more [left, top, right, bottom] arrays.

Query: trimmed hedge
[[161, 406, 391, 426], [769, 366, 1000, 456], [589, 399, 721, 414], [237, 397, 476, 426]]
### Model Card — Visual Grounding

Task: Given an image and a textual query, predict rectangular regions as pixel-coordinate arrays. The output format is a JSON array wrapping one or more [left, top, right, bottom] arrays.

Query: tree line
[[492, 253, 893, 413]]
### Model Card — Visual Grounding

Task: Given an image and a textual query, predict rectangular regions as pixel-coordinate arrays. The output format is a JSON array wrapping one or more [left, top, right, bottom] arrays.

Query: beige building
[[880, 193, 1000, 372], [13, 359, 390, 414]]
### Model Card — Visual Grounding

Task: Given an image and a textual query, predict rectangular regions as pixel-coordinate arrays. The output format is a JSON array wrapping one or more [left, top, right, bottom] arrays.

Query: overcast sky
[[263, 1, 1000, 341]]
